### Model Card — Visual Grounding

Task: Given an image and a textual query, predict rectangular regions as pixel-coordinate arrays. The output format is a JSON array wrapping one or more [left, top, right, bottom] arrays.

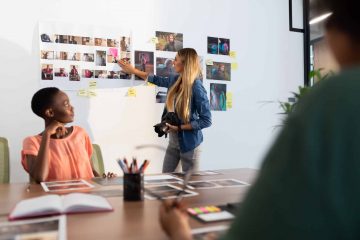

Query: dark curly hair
[[315, 0, 360, 41], [31, 87, 60, 118]]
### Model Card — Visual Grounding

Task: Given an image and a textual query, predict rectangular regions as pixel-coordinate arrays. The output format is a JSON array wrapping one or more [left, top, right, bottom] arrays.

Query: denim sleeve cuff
[[147, 74, 155, 83], [190, 120, 200, 130]]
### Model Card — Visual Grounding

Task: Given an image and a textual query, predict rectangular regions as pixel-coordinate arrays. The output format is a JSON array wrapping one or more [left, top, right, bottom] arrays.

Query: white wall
[[0, 0, 304, 182]]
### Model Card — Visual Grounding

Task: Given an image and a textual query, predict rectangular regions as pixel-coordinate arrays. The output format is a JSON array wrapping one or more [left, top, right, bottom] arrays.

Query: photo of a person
[[82, 69, 94, 78], [54, 68, 68, 77], [82, 53, 94, 62], [81, 37, 94, 46], [207, 37, 219, 54], [156, 58, 176, 77], [68, 52, 81, 61], [219, 38, 230, 55], [54, 35, 68, 44], [56, 51, 68, 61], [41, 64, 53, 80], [40, 33, 52, 43], [95, 70, 107, 79], [210, 83, 226, 111], [107, 38, 119, 48], [156, 31, 183, 52], [94, 38, 107, 47], [68, 36, 80, 44], [120, 36, 130, 51], [134, 51, 154, 80], [107, 71, 120, 79], [206, 62, 231, 81], [95, 51, 106, 66], [41, 51, 54, 60], [69, 65, 80, 81]]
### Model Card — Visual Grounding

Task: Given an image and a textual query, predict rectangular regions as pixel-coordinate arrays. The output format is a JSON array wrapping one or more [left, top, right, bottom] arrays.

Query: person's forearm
[[133, 68, 148, 80], [180, 124, 193, 131], [30, 133, 51, 182]]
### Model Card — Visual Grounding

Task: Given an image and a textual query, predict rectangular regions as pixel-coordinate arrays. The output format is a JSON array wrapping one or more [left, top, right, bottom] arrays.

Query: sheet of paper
[[41, 179, 95, 192]]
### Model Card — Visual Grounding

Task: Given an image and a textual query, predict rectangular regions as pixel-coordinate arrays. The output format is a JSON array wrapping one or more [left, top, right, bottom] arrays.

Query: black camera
[[154, 112, 181, 138]]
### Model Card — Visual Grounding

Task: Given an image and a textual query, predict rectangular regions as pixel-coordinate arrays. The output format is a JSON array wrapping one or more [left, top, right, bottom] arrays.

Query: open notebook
[[9, 193, 113, 221]]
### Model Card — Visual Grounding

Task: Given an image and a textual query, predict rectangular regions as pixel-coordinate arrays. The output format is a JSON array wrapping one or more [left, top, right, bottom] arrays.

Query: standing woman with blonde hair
[[118, 48, 211, 172]]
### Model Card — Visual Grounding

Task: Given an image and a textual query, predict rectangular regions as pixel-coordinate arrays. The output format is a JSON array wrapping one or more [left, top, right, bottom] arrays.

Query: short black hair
[[315, 0, 360, 41], [31, 87, 60, 118]]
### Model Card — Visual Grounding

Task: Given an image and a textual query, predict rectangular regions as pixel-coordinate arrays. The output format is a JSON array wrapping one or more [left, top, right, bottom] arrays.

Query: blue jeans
[[162, 132, 202, 173]]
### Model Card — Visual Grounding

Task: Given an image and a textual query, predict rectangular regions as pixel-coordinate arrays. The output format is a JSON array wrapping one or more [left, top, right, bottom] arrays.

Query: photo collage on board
[[40, 33, 132, 82], [206, 36, 232, 111]]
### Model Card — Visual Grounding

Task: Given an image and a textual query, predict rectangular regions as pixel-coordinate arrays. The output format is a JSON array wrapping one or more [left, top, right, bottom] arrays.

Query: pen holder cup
[[123, 173, 144, 201]]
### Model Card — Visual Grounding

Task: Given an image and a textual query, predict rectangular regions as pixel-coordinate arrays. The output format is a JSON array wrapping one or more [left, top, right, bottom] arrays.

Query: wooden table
[[0, 168, 258, 240]]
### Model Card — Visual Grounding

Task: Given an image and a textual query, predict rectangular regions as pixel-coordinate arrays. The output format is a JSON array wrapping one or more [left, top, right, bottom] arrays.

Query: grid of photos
[[206, 62, 231, 81], [210, 83, 227, 111], [40, 33, 132, 83], [207, 37, 230, 55], [134, 51, 154, 80], [156, 31, 183, 52]]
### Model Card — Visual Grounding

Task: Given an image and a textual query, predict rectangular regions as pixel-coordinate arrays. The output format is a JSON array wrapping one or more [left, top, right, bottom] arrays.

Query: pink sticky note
[[109, 48, 118, 58]]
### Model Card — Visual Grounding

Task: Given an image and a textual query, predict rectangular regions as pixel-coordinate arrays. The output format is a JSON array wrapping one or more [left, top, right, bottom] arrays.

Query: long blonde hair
[[166, 48, 200, 123]]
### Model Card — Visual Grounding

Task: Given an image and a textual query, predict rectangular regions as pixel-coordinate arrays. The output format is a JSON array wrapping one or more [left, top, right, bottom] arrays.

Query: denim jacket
[[148, 74, 212, 153]]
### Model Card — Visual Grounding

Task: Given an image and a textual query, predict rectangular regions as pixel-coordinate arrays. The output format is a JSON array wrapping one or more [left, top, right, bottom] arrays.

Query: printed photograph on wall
[[82, 53, 94, 62], [107, 71, 120, 79], [207, 37, 230, 55], [156, 57, 175, 77], [69, 65, 80, 81], [134, 51, 154, 80], [54, 67, 68, 77], [41, 50, 54, 60], [156, 31, 183, 52], [95, 70, 107, 79], [96, 50, 106, 66], [68, 36, 81, 44], [40, 33, 53, 43], [82, 69, 94, 78], [107, 38, 119, 48], [120, 36, 131, 51], [68, 52, 81, 61], [41, 64, 53, 80], [56, 51, 68, 60], [54, 34, 68, 44], [210, 83, 227, 111], [206, 62, 231, 81], [94, 38, 107, 47], [82, 37, 94, 46]]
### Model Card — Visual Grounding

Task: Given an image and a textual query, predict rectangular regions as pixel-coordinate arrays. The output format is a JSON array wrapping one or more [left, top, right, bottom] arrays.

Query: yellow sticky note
[[229, 51, 237, 59], [147, 82, 155, 87], [89, 80, 97, 89], [226, 92, 233, 109], [77, 89, 88, 97], [128, 87, 136, 97], [206, 59, 213, 66], [231, 62, 238, 70], [150, 37, 159, 44], [88, 90, 97, 97]]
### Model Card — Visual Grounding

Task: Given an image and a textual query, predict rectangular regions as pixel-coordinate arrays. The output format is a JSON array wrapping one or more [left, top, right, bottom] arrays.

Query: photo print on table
[[41, 64, 53, 80], [156, 31, 183, 52], [134, 51, 154, 80], [210, 83, 226, 111], [69, 65, 80, 81], [206, 62, 231, 81]]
